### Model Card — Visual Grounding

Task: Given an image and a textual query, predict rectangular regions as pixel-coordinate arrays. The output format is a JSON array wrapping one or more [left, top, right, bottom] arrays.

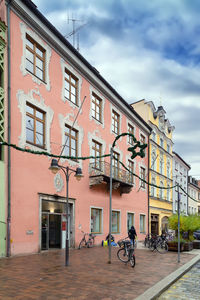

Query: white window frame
[[140, 214, 146, 234], [61, 59, 82, 108], [20, 22, 51, 91], [17, 89, 53, 152], [90, 206, 103, 234]]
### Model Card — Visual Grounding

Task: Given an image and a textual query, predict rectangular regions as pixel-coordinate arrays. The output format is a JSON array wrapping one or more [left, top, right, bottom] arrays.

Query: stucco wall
[[9, 11, 149, 255]]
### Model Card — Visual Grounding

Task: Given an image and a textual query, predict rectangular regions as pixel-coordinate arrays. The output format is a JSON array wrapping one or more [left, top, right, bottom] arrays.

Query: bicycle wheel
[[117, 248, 129, 263], [129, 249, 136, 268], [78, 239, 85, 249], [156, 240, 168, 254], [87, 239, 94, 248], [130, 254, 136, 267]]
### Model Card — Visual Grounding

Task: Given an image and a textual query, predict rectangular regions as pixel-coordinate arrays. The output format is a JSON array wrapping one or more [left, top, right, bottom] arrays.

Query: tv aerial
[[65, 14, 87, 52]]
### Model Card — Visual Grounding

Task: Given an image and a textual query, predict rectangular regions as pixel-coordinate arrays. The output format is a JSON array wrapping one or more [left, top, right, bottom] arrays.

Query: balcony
[[89, 161, 133, 195]]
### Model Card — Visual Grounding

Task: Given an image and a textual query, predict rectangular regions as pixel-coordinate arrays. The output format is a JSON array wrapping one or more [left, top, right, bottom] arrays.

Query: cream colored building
[[132, 100, 174, 235]]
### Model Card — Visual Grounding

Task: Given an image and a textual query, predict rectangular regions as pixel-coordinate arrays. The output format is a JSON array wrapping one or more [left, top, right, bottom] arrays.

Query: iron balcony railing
[[89, 161, 133, 185]]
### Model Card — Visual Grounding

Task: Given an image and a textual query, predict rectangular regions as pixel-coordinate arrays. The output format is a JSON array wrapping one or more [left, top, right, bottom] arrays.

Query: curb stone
[[135, 254, 200, 300]]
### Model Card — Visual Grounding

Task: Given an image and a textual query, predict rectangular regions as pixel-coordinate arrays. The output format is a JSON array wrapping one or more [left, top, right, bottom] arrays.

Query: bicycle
[[78, 231, 96, 249], [144, 234, 168, 253], [117, 237, 136, 267]]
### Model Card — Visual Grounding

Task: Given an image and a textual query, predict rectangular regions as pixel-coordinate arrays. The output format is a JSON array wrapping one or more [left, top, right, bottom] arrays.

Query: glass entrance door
[[41, 213, 49, 250], [49, 214, 61, 248]]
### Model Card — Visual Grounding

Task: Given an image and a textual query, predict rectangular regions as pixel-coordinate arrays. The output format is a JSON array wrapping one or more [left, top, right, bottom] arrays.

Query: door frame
[[39, 193, 76, 251]]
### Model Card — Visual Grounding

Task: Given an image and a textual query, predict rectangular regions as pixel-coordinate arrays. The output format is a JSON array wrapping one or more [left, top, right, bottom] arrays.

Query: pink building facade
[[1, 0, 151, 256]]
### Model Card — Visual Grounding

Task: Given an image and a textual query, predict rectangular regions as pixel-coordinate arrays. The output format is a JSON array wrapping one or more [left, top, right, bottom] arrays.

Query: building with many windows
[[132, 100, 174, 235], [172, 152, 190, 215], [0, 19, 6, 257], [0, 0, 151, 256], [188, 176, 200, 215]]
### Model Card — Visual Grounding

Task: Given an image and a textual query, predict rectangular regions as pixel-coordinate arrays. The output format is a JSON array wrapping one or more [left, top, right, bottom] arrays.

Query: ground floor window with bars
[[91, 208, 102, 234]]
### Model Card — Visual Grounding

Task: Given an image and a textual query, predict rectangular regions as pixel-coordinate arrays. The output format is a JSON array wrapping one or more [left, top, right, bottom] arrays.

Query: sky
[[33, 0, 200, 179]]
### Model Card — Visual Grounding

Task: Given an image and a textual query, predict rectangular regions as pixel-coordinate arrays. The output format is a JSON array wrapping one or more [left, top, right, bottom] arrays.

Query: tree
[[169, 214, 200, 241]]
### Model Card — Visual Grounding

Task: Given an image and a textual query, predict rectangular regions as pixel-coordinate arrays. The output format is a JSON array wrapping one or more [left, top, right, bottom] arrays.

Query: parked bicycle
[[78, 231, 96, 249], [144, 234, 168, 253], [117, 237, 136, 267]]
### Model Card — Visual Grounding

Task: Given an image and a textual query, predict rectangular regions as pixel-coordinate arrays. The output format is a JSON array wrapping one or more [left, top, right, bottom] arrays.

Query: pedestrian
[[128, 225, 137, 247]]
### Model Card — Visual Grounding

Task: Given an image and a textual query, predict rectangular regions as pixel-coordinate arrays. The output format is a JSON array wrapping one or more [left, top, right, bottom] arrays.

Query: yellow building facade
[[132, 100, 174, 235]]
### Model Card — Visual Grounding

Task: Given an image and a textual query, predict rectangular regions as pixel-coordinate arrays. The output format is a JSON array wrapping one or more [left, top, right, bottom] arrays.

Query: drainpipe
[[6, 0, 12, 257]]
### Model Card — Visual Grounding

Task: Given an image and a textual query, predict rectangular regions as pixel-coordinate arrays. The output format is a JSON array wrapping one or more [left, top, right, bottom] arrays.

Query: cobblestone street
[[157, 260, 200, 300]]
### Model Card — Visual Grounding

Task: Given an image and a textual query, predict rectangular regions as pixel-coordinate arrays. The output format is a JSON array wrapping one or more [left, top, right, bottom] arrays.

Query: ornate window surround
[[58, 112, 84, 168], [17, 89, 54, 152], [61, 58, 82, 108], [20, 22, 52, 91], [89, 86, 105, 128]]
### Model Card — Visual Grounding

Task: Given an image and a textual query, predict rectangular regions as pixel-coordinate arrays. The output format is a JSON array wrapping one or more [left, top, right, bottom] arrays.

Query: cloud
[[33, 0, 200, 178]]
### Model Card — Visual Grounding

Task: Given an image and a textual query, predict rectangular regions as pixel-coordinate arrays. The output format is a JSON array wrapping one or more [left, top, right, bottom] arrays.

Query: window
[[167, 185, 170, 201], [91, 208, 102, 234], [128, 123, 134, 145], [112, 151, 120, 178], [140, 134, 145, 145], [151, 177, 156, 196], [175, 162, 178, 171], [112, 211, 120, 233], [151, 150, 156, 171], [151, 131, 156, 142], [64, 69, 78, 105], [64, 125, 78, 158], [127, 213, 135, 231], [167, 144, 170, 153], [25, 35, 45, 81], [160, 153, 164, 174], [92, 93, 102, 122], [128, 160, 134, 184], [26, 103, 45, 148], [112, 110, 120, 134], [140, 215, 146, 233], [92, 140, 102, 170], [140, 167, 145, 188], [159, 181, 164, 199], [167, 161, 170, 178], [160, 138, 163, 148]]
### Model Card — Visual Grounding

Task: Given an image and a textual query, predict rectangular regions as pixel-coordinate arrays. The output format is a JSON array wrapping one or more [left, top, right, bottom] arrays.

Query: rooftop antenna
[[65, 13, 87, 51]]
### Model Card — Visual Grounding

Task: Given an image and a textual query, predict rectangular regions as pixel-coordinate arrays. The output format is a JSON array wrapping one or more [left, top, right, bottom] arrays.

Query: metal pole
[[177, 184, 180, 263], [65, 167, 69, 266], [108, 147, 113, 264]]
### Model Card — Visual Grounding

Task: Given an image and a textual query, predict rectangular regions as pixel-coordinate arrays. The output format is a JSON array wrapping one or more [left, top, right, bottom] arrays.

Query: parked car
[[193, 230, 200, 240]]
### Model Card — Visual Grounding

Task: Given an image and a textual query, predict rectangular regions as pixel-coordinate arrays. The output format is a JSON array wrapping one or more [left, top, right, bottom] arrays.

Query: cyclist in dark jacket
[[128, 226, 137, 246]]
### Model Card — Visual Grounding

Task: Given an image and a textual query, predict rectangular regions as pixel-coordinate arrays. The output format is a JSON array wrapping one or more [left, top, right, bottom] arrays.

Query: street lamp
[[49, 159, 83, 266]]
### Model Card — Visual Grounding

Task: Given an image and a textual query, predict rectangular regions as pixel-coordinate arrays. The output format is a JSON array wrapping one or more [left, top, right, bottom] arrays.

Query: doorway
[[151, 214, 159, 235], [42, 213, 61, 250]]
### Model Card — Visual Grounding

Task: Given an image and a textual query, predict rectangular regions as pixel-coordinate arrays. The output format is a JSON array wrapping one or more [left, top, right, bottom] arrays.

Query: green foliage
[[169, 214, 200, 241]]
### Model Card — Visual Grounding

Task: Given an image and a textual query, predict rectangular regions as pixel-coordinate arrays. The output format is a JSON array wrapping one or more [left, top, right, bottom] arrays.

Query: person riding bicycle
[[128, 226, 137, 247]]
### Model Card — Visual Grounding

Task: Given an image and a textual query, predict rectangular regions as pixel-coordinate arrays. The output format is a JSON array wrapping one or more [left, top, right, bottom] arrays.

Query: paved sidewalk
[[0, 245, 199, 300]]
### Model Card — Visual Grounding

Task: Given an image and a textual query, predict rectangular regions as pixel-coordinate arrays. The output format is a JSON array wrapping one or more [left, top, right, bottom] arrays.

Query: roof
[[18, 0, 151, 133]]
